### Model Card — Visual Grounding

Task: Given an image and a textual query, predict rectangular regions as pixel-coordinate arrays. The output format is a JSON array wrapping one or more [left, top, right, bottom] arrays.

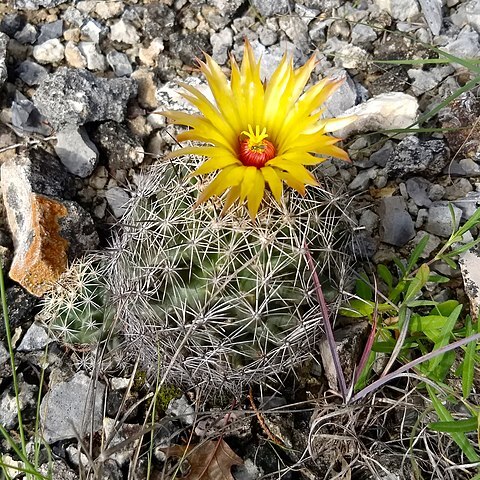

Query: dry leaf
[[163, 439, 243, 480]]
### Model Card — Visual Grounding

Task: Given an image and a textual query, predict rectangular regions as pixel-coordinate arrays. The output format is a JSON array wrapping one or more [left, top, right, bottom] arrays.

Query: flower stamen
[[239, 124, 276, 168]]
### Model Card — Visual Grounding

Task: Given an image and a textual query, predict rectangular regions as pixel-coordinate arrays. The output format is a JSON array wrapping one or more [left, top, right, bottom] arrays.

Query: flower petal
[[195, 165, 246, 206], [276, 170, 306, 196], [222, 185, 240, 215], [261, 166, 283, 203], [266, 158, 319, 186], [247, 169, 265, 219], [239, 166, 258, 201], [191, 154, 241, 176]]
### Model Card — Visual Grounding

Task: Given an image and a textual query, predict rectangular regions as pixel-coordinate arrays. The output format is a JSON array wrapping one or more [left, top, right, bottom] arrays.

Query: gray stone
[[37, 20, 63, 44], [16, 60, 48, 86], [444, 178, 473, 201], [385, 136, 449, 178], [81, 18, 106, 43], [210, 28, 233, 66], [418, 0, 443, 35], [91, 121, 144, 174], [351, 23, 377, 43], [258, 25, 278, 47], [407, 66, 453, 96], [0, 342, 8, 366], [40, 372, 105, 442], [78, 41, 106, 71], [106, 186, 130, 218], [348, 168, 377, 190], [425, 204, 462, 237], [12, 91, 53, 136], [378, 196, 415, 246], [63, 7, 86, 27], [453, 191, 480, 219], [411, 230, 441, 258], [374, 0, 420, 21], [0, 375, 37, 429], [34, 67, 137, 130], [444, 28, 480, 68], [359, 209, 379, 233], [0, 286, 37, 341], [451, 0, 480, 33], [250, 0, 290, 17], [332, 43, 370, 69], [14, 23, 38, 44], [106, 50, 133, 77], [369, 141, 394, 168], [279, 16, 310, 50], [406, 177, 433, 207], [39, 460, 78, 480], [0, 33, 7, 88], [168, 32, 211, 66], [324, 72, 357, 117], [14, 0, 67, 9], [428, 184, 445, 201], [17, 322, 51, 351], [103, 418, 141, 466], [0, 13, 25, 36], [54, 126, 99, 178]]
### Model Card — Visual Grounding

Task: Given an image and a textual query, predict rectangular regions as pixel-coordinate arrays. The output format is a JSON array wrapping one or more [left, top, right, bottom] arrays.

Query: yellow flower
[[162, 41, 355, 219]]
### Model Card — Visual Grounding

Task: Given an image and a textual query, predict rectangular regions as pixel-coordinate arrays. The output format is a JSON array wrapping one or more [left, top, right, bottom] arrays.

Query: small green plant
[[0, 267, 50, 480], [337, 206, 480, 463]]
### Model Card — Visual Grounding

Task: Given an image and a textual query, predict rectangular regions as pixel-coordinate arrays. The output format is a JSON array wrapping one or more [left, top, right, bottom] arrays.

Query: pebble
[[63, 27, 80, 42], [444, 178, 473, 200], [17, 322, 51, 351], [40, 372, 105, 443], [107, 49, 133, 76], [14, 0, 67, 8], [37, 19, 63, 44], [459, 245, 480, 319], [359, 209, 379, 232], [444, 28, 480, 69], [78, 41, 107, 71], [0, 374, 37, 429], [378, 196, 416, 246], [210, 27, 233, 65], [453, 191, 480, 219], [406, 177, 433, 207], [64, 41, 86, 68], [110, 19, 140, 45], [11, 91, 52, 136], [54, 126, 99, 178], [166, 395, 195, 425], [279, 16, 310, 50], [32, 38, 65, 64], [351, 23, 377, 43], [411, 230, 442, 258], [131, 69, 157, 109], [334, 43, 370, 70], [14, 23, 38, 44], [428, 184, 445, 201], [348, 168, 377, 190], [95, 1, 124, 19], [324, 72, 357, 117], [425, 204, 462, 237], [451, 0, 480, 33], [81, 18, 106, 43], [374, 0, 420, 21], [407, 66, 454, 96], [138, 37, 164, 66], [16, 60, 48, 86], [418, 0, 443, 35], [250, 0, 290, 17], [105, 186, 130, 218], [258, 25, 278, 47]]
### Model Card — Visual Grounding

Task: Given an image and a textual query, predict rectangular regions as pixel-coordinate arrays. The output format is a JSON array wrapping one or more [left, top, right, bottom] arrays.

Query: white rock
[[103, 418, 141, 466], [166, 395, 195, 425], [443, 28, 480, 69], [95, 0, 124, 19], [460, 245, 480, 319], [78, 41, 106, 71], [336, 92, 419, 137], [33, 38, 64, 64], [374, 0, 420, 21], [110, 19, 140, 45], [418, 0, 443, 35], [139, 37, 164, 66]]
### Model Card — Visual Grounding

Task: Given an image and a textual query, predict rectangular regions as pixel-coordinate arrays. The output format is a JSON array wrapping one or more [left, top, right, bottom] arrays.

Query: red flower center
[[238, 125, 276, 168]]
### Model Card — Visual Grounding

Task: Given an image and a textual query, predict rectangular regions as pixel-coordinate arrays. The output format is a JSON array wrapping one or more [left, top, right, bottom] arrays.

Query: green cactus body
[[105, 158, 354, 396]]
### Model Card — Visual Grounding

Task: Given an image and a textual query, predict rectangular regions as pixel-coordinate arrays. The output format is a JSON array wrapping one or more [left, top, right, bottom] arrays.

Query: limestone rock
[[33, 67, 137, 130], [378, 196, 415, 246], [1, 150, 98, 296]]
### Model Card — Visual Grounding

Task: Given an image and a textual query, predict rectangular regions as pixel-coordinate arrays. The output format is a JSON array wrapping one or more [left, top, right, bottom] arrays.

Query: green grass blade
[[463, 316, 476, 399], [429, 417, 478, 433], [406, 234, 430, 274], [426, 384, 480, 462], [377, 264, 393, 291]]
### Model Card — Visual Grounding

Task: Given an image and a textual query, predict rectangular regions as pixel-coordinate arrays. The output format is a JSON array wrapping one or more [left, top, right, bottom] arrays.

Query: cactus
[[102, 157, 355, 397], [39, 257, 113, 345]]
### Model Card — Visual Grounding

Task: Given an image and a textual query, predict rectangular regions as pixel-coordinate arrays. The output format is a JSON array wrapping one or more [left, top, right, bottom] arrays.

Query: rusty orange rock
[[9, 194, 69, 297]]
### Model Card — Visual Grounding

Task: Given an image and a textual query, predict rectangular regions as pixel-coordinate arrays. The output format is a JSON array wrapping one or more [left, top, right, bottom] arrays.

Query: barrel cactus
[[104, 158, 354, 396]]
